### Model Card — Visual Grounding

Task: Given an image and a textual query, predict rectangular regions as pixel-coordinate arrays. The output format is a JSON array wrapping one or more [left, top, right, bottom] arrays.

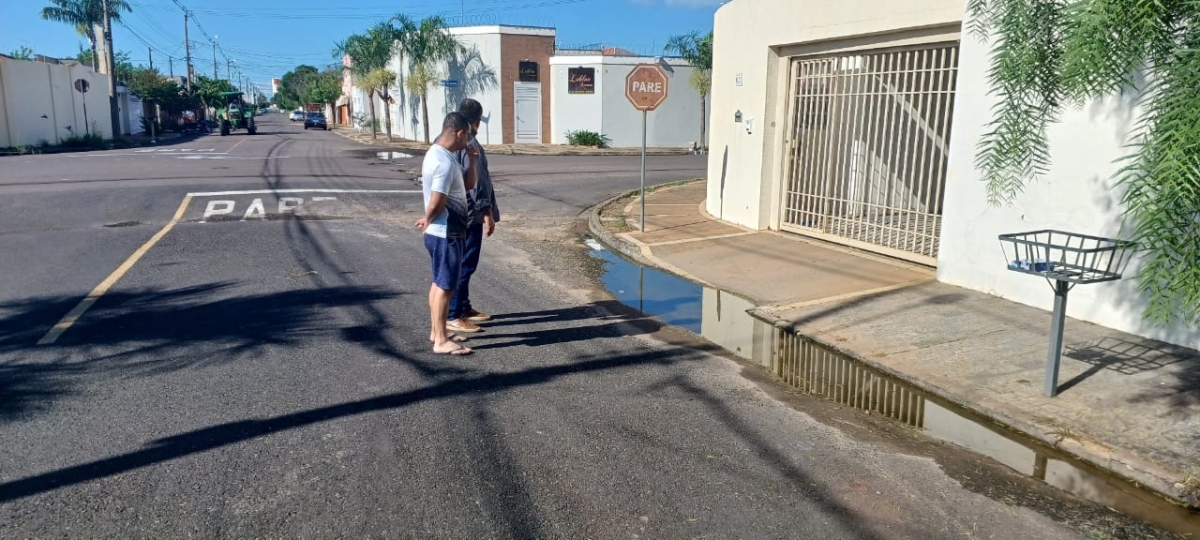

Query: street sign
[[625, 64, 669, 112], [74, 78, 90, 93], [440, 79, 460, 88], [626, 64, 670, 233]]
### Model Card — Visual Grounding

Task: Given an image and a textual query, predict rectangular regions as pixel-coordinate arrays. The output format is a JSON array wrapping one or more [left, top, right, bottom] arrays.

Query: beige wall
[[706, 0, 964, 229], [0, 57, 110, 147]]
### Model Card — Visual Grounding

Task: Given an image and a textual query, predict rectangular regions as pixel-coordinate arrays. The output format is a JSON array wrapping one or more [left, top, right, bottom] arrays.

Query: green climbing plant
[[970, 0, 1200, 327]]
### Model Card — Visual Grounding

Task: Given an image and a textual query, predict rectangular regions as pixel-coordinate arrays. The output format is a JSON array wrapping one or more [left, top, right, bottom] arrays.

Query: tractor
[[216, 91, 257, 136]]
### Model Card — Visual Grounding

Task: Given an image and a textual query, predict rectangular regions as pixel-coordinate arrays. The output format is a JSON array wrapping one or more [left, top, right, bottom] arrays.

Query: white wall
[[706, 0, 964, 229], [117, 86, 145, 135], [937, 9, 1196, 348], [550, 62, 603, 144], [551, 56, 706, 148], [0, 57, 110, 146], [387, 31, 505, 144]]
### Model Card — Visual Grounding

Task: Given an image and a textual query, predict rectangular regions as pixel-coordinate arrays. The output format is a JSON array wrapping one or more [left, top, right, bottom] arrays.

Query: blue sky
[[1, 0, 720, 95]]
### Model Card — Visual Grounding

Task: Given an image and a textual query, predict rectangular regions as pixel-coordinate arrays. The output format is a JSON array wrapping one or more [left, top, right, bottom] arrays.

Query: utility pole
[[169, 56, 174, 78], [226, 59, 231, 81], [101, 0, 120, 138], [183, 11, 192, 92], [212, 41, 217, 79]]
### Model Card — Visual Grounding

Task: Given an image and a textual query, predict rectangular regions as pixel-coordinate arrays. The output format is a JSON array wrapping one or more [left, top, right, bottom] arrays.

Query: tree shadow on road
[[0, 346, 690, 504], [0, 283, 403, 421], [0, 342, 882, 540]]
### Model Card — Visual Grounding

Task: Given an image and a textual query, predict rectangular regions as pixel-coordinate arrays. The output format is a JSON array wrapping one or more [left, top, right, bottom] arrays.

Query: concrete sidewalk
[[331, 128, 695, 157], [589, 180, 1200, 508]]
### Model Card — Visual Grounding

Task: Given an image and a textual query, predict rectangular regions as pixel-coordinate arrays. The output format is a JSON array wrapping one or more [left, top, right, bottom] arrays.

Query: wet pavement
[[590, 180, 1200, 512], [587, 240, 1200, 538]]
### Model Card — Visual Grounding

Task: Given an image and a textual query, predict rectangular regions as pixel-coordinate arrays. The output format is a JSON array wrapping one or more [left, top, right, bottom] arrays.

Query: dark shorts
[[424, 234, 464, 291]]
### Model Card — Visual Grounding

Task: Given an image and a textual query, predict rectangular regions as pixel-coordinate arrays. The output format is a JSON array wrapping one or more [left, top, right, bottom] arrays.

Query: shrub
[[61, 133, 104, 148], [565, 130, 611, 148], [139, 115, 162, 135]]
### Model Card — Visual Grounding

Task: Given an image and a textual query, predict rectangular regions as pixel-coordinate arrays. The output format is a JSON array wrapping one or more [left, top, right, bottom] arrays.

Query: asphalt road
[[0, 114, 1143, 539]]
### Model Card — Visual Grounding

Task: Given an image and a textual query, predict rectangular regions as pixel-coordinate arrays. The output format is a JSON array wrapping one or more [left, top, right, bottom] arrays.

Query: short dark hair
[[442, 111, 471, 134], [458, 98, 483, 124]]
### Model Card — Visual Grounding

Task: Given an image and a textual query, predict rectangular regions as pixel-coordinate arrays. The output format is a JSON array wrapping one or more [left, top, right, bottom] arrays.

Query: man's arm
[[416, 191, 448, 230], [416, 162, 453, 229], [462, 146, 479, 191]]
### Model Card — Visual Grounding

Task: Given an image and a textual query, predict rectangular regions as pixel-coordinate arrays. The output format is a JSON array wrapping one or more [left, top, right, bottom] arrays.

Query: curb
[[584, 186, 1198, 509], [332, 129, 695, 157], [753, 306, 1196, 508]]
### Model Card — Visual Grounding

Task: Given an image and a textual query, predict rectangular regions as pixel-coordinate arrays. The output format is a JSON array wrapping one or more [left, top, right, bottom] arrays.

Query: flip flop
[[434, 344, 473, 356], [430, 333, 469, 343]]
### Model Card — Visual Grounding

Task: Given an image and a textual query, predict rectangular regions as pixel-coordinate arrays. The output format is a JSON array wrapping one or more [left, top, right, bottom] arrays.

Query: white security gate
[[780, 44, 959, 265], [514, 82, 542, 144]]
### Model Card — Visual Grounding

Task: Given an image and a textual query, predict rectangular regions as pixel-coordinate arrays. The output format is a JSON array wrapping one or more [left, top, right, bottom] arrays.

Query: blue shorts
[[424, 234, 463, 291]]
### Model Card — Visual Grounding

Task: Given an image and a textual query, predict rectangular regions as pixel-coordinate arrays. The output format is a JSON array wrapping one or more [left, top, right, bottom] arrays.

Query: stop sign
[[625, 64, 669, 112]]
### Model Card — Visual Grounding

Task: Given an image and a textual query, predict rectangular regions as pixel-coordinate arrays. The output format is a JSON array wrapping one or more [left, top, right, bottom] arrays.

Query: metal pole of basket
[[1045, 279, 1070, 397], [1000, 230, 1134, 398]]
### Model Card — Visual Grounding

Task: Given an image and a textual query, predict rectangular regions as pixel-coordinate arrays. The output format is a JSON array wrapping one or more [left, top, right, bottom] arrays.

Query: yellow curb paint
[[37, 195, 193, 346]]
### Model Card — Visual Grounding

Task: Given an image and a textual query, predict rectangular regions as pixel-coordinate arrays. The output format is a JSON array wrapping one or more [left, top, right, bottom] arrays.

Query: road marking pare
[[202, 196, 328, 221]]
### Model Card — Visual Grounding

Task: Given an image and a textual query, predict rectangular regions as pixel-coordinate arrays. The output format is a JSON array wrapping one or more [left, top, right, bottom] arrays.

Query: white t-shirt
[[421, 145, 469, 239]]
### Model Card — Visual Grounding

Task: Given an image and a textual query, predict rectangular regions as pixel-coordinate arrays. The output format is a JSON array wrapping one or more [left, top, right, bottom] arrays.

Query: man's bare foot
[[432, 340, 473, 355], [430, 332, 468, 343]]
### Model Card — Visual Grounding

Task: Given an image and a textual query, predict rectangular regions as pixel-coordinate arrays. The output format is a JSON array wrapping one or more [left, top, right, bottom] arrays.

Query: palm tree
[[333, 22, 397, 140], [397, 16, 459, 143], [403, 63, 440, 142], [40, 0, 131, 72], [361, 68, 398, 140], [665, 31, 713, 151]]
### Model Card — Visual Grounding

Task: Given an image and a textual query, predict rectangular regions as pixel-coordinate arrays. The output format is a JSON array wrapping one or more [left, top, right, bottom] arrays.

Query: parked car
[[304, 112, 327, 130], [289, 110, 304, 122]]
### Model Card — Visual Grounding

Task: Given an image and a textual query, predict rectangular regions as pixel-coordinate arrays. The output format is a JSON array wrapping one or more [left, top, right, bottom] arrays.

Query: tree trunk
[[699, 93, 707, 153], [89, 36, 99, 72], [382, 91, 392, 142], [421, 91, 431, 144], [368, 91, 378, 140]]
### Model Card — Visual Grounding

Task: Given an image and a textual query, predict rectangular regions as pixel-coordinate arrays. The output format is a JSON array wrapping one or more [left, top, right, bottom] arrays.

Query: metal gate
[[780, 44, 959, 265]]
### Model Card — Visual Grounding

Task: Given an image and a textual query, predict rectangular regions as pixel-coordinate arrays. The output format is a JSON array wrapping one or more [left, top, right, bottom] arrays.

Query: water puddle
[[587, 241, 1200, 537], [376, 151, 415, 160]]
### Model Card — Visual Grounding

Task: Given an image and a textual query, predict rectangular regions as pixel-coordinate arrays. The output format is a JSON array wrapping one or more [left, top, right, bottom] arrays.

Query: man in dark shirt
[[447, 98, 500, 334]]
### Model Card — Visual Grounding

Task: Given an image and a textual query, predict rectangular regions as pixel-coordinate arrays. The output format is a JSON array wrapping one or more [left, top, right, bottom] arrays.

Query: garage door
[[779, 44, 959, 265]]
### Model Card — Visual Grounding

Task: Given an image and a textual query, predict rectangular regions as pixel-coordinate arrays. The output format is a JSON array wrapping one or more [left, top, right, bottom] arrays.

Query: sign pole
[[640, 109, 647, 233], [625, 63, 668, 234]]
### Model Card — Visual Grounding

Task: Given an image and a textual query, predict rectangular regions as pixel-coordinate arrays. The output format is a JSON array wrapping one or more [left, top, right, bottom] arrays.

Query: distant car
[[304, 112, 327, 130], [289, 110, 304, 122]]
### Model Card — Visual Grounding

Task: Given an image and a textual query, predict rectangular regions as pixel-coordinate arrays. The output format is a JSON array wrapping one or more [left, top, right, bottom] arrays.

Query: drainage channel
[[585, 240, 1200, 537]]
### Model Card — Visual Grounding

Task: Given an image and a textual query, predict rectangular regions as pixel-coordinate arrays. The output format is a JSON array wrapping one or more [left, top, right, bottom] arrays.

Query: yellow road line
[[37, 195, 193, 346]]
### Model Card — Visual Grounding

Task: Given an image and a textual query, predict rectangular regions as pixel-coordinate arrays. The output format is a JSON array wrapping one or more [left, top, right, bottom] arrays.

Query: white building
[[705, 0, 1195, 348], [550, 53, 708, 148], [358, 25, 554, 145]]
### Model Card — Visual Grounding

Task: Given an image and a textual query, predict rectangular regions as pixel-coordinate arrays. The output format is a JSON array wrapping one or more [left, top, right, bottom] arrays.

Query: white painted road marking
[[200, 196, 337, 221], [188, 189, 419, 197], [39, 188, 421, 343], [202, 200, 235, 221], [134, 148, 217, 153], [242, 198, 267, 220]]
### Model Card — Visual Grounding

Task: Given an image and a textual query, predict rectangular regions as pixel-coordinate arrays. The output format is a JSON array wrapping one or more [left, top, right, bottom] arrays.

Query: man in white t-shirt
[[416, 112, 478, 355]]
